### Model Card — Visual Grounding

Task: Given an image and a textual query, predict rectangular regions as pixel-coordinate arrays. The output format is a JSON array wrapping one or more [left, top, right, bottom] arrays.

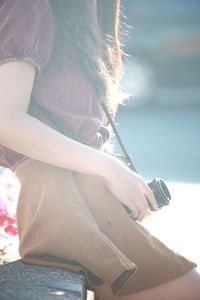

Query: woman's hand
[[103, 156, 158, 220]]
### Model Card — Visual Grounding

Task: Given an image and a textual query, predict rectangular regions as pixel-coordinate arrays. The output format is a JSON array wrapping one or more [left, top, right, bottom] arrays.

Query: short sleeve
[[0, 0, 55, 79]]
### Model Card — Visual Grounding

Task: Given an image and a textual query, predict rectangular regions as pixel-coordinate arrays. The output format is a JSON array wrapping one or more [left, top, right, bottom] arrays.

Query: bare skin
[[0, 61, 200, 299], [121, 270, 200, 300], [0, 60, 157, 220]]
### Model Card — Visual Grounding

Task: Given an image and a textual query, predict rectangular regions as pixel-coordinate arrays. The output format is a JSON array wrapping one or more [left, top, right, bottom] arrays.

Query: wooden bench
[[0, 259, 86, 300]]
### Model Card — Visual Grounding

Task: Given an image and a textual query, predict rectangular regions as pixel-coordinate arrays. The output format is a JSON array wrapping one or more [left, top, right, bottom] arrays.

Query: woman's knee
[[120, 269, 200, 300]]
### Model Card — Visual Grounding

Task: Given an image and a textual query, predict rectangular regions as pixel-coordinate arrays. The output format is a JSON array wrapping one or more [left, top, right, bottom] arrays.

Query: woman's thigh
[[14, 159, 199, 300]]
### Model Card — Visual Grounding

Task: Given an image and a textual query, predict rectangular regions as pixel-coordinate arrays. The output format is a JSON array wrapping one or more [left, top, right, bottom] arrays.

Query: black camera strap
[[34, 99, 137, 172], [101, 102, 137, 172], [102, 102, 172, 207]]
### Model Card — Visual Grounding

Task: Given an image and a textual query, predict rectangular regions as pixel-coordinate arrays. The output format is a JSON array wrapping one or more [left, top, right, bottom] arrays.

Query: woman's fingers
[[144, 184, 158, 210], [130, 205, 138, 220], [104, 159, 158, 220], [136, 194, 149, 220], [131, 178, 157, 220], [128, 188, 149, 220]]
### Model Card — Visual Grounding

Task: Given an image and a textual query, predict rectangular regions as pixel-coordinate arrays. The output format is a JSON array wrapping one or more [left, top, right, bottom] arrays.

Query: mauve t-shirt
[[0, 0, 110, 171]]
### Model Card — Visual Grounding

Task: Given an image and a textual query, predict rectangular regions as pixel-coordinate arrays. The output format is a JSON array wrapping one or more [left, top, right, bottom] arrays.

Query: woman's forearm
[[0, 113, 115, 178]]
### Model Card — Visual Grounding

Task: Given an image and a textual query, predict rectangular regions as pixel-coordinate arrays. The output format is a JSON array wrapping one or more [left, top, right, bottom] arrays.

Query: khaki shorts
[[14, 158, 196, 300]]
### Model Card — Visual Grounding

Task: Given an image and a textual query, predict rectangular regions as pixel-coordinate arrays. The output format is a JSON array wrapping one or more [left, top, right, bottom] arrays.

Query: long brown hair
[[49, 0, 124, 114]]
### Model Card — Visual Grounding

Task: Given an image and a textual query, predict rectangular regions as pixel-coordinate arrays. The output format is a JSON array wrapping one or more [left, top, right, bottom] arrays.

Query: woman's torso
[[0, 0, 110, 171]]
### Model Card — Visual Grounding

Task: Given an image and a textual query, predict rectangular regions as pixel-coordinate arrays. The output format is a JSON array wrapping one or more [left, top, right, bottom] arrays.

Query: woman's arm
[[0, 61, 157, 219], [0, 60, 112, 176]]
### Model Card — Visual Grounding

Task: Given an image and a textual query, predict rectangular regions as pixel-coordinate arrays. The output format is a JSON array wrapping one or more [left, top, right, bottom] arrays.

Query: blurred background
[[114, 0, 200, 183]]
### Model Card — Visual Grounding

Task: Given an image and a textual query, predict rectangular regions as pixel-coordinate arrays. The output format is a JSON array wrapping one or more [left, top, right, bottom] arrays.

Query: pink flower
[[4, 224, 18, 236], [0, 209, 18, 236], [0, 168, 20, 215]]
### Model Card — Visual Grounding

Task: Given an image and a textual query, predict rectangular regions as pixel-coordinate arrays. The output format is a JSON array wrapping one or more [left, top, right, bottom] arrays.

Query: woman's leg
[[74, 172, 199, 299], [121, 269, 200, 300], [14, 159, 136, 300], [15, 159, 199, 300]]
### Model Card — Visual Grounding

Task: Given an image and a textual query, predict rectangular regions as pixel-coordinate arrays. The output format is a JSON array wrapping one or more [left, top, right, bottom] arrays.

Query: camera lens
[[148, 178, 171, 210]]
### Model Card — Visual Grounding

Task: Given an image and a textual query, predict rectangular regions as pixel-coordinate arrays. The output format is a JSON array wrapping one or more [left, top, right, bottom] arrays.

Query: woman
[[0, 0, 199, 299]]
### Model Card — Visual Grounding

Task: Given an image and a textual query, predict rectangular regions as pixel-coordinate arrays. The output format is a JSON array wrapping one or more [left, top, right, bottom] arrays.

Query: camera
[[147, 178, 171, 210], [124, 178, 171, 216]]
